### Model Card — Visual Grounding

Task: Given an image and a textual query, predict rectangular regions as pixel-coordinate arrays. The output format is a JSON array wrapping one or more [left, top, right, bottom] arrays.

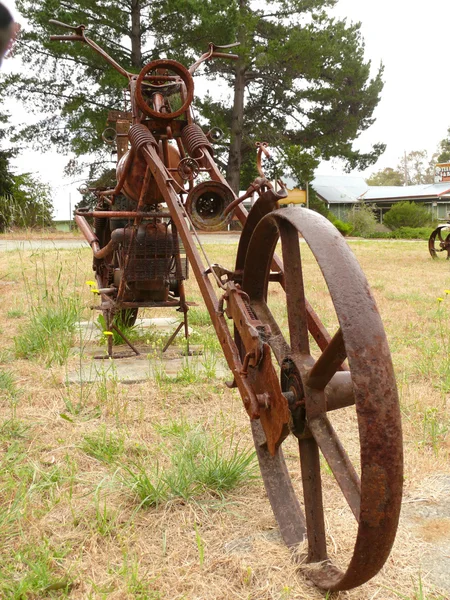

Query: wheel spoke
[[307, 328, 347, 390], [279, 221, 310, 355], [308, 415, 361, 521], [251, 299, 290, 365], [299, 436, 328, 562], [251, 421, 307, 548], [306, 299, 332, 352]]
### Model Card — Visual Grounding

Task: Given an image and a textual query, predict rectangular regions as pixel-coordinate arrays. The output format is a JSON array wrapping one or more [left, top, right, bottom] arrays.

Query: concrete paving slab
[[77, 317, 191, 342], [69, 316, 222, 383], [67, 350, 229, 384]]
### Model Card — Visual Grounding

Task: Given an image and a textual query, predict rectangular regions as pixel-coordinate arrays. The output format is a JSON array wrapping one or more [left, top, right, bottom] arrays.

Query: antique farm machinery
[[50, 20, 403, 592], [429, 224, 450, 259]]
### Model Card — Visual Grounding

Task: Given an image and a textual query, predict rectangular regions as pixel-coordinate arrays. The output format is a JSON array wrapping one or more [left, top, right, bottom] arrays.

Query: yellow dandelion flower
[[91, 289, 100, 295], [86, 280, 96, 286], [445, 290, 450, 295], [103, 331, 114, 336], [437, 297, 444, 302]]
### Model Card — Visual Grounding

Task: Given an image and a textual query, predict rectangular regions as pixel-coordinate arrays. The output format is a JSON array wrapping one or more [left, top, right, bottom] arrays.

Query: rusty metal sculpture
[[429, 224, 450, 259], [50, 20, 403, 592]]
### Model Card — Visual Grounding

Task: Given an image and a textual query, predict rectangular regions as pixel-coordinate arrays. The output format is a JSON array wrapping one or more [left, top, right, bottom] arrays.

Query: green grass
[[387, 574, 447, 599], [0, 540, 73, 599], [14, 252, 85, 366], [6, 309, 24, 319], [123, 422, 257, 507], [0, 368, 18, 398], [15, 292, 83, 366], [81, 426, 126, 464]]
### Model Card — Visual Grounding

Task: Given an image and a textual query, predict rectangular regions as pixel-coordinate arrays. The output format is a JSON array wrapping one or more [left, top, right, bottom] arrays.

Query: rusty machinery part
[[102, 127, 117, 145], [256, 141, 271, 178], [181, 123, 214, 160], [428, 225, 450, 259], [185, 180, 234, 231], [240, 208, 402, 591], [128, 123, 158, 151], [117, 140, 183, 205], [177, 157, 200, 181], [135, 59, 194, 120], [207, 127, 223, 142], [224, 176, 277, 218]]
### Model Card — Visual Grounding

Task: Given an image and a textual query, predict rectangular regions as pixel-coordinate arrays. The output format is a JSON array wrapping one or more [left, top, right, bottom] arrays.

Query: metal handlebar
[[49, 19, 131, 80], [50, 35, 84, 42], [50, 20, 239, 81]]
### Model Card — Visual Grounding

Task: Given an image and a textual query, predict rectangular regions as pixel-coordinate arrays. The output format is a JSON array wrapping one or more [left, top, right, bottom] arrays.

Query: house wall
[[328, 204, 354, 221], [328, 200, 450, 224]]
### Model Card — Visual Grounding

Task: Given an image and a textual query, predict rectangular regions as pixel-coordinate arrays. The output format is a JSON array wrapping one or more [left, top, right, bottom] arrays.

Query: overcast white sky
[[1, 0, 450, 219]]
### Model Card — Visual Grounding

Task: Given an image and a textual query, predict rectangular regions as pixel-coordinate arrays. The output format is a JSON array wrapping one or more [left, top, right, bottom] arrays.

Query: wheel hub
[[281, 358, 308, 438]]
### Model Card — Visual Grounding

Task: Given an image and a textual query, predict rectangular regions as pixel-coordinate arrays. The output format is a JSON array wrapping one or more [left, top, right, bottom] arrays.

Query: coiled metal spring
[[128, 124, 158, 151], [182, 123, 213, 159]]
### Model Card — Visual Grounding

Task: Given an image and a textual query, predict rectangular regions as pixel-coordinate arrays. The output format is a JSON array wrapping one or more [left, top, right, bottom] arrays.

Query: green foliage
[[346, 203, 378, 237], [308, 192, 331, 218], [4, 0, 385, 186], [366, 167, 404, 186], [383, 201, 434, 230], [398, 150, 437, 185], [330, 219, 353, 236], [437, 126, 450, 163], [81, 426, 126, 464], [0, 369, 17, 398], [154, 0, 386, 188], [123, 423, 257, 507], [364, 227, 434, 240], [0, 172, 53, 232], [14, 259, 83, 366], [0, 540, 73, 598]]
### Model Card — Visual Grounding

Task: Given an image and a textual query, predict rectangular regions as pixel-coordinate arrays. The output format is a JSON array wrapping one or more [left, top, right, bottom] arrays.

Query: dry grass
[[0, 238, 449, 599]]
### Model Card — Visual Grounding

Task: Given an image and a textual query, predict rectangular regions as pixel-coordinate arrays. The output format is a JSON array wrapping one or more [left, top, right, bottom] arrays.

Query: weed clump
[[123, 422, 257, 507], [14, 253, 84, 366]]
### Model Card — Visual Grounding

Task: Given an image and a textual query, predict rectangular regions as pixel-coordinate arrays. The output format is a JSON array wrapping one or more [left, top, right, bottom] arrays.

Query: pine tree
[[2, 0, 385, 190], [150, 0, 386, 190]]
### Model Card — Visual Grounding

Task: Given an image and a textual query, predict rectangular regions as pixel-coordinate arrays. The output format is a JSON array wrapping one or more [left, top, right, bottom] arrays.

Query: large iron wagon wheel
[[428, 225, 450, 259], [241, 208, 403, 591]]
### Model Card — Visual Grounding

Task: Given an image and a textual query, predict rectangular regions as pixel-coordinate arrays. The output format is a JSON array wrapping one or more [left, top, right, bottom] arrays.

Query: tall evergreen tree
[[1, 0, 153, 176], [1, 0, 385, 190], [150, 0, 385, 190]]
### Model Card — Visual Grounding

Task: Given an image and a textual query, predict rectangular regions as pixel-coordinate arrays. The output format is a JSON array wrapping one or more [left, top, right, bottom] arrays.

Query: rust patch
[[360, 464, 388, 528]]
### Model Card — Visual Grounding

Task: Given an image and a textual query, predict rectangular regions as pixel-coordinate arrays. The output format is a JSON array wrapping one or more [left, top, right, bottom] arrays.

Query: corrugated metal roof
[[363, 182, 450, 200], [312, 175, 368, 204], [311, 176, 450, 204]]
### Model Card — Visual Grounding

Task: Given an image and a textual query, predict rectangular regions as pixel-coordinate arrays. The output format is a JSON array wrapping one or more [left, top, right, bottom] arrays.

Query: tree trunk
[[226, 0, 247, 194], [226, 62, 246, 194], [130, 0, 142, 68]]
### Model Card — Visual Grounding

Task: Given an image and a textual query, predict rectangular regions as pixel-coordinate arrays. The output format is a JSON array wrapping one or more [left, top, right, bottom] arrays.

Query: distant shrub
[[308, 195, 331, 219], [365, 227, 434, 240], [391, 227, 434, 239], [383, 202, 434, 230], [331, 219, 353, 236], [346, 203, 378, 237]]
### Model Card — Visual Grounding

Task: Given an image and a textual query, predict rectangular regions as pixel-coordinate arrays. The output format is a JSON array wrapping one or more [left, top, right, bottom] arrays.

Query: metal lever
[[49, 20, 86, 37], [211, 41, 240, 50]]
